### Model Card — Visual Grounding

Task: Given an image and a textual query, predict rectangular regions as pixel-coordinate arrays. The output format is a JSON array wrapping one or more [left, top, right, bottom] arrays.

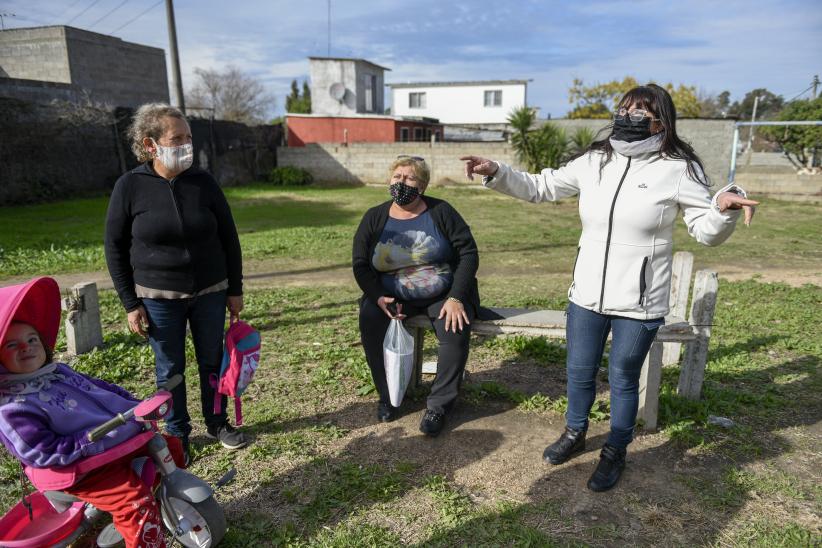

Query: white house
[[388, 80, 528, 124]]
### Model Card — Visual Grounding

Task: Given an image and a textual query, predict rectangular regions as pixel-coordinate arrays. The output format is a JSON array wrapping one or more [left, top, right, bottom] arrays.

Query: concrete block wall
[[734, 172, 822, 203], [279, 119, 736, 187], [0, 26, 168, 109], [279, 142, 522, 185], [0, 26, 71, 83], [64, 27, 168, 107]]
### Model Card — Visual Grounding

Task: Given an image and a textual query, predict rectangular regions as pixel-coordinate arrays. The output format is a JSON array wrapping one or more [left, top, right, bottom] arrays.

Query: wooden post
[[663, 251, 693, 365], [412, 326, 425, 389], [677, 270, 719, 400], [638, 340, 664, 430], [62, 282, 104, 355]]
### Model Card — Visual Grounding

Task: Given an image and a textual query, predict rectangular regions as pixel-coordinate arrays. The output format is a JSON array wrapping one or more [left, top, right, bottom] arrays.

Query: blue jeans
[[142, 290, 228, 439], [565, 302, 664, 448]]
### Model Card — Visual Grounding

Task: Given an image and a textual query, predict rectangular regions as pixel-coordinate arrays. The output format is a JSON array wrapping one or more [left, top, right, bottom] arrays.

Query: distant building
[[0, 25, 168, 107], [388, 80, 528, 124], [286, 113, 443, 147], [308, 56, 390, 116], [287, 57, 442, 146]]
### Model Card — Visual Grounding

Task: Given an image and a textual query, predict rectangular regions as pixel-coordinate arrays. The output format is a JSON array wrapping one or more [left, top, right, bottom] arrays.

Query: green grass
[[1, 183, 820, 278], [0, 186, 820, 546]]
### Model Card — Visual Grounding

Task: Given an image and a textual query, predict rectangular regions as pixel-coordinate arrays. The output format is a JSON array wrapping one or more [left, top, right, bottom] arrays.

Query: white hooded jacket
[[484, 150, 744, 320]]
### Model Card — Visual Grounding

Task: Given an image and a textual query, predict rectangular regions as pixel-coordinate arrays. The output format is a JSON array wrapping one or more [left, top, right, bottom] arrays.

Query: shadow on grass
[[225, 396, 510, 544]]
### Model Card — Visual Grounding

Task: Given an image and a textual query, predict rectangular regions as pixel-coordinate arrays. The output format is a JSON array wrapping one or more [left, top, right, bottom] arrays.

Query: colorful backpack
[[210, 320, 261, 426]]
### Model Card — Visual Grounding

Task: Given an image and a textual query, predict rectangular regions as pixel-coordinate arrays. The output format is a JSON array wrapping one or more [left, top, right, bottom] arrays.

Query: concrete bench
[[405, 252, 718, 430]]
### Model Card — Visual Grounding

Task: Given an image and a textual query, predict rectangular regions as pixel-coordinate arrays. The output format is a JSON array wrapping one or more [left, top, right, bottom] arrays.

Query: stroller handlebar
[[86, 374, 184, 442]]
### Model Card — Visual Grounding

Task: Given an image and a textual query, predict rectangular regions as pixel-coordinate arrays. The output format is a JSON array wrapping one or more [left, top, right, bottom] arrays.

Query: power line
[[109, 0, 162, 34], [66, 0, 105, 25], [88, 0, 130, 30], [54, 0, 87, 23], [786, 83, 815, 102]]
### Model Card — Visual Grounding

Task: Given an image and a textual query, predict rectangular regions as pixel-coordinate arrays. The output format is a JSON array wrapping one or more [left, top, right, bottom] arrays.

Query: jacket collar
[[132, 161, 202, 180]]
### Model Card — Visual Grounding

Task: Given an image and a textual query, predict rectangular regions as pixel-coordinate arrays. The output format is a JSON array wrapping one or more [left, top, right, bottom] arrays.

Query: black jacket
[[352, 196, 480, 313], [104, 162, 243, 312]]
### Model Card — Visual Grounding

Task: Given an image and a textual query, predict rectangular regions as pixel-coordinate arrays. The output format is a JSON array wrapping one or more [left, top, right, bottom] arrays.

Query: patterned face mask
[[152, 139, 193, 172], [389, 181, 420, 206]]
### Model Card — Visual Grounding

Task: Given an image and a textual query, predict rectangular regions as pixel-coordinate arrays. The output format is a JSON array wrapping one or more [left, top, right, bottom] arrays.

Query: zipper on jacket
[[166, 177, 193, 265], [597, 157, 632, 313], [638, 256, 649, 305]]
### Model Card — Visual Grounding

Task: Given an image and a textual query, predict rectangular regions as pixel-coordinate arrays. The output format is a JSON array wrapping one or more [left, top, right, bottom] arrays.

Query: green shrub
[[267, 166, 313, 186]]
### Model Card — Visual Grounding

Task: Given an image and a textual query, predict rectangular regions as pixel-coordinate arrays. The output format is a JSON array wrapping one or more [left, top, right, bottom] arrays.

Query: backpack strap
[[234, 396, 243, 426], [209, 373, 222, 415]]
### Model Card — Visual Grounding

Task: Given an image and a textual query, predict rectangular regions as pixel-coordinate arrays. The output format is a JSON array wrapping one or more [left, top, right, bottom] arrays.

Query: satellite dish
[[329, 82, 345, 102]]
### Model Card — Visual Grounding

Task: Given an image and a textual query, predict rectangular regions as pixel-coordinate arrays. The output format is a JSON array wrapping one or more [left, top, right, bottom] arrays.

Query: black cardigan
[[104, 162, 243, 312], [352, 196, 480, 313]]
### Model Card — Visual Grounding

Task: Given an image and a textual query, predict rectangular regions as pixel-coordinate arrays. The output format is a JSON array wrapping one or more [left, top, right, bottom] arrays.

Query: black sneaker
[[205, 423, 248, 450], [377, 402, 398, 423], [543, 426, 586, 465], [587, 443, 626, 492], [419, 409, 445, 437]]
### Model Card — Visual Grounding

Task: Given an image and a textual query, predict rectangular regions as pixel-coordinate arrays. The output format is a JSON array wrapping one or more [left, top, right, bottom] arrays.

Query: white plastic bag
[[383, 318, 414, 407]]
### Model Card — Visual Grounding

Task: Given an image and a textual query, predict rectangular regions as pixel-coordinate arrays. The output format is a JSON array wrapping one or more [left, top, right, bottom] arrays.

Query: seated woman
[[353, 155, 480, 437]]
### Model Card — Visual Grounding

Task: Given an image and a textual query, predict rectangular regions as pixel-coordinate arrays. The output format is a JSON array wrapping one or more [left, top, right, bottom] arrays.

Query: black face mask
[[389, 181, 420, 206], [611, 117, 653, 142]]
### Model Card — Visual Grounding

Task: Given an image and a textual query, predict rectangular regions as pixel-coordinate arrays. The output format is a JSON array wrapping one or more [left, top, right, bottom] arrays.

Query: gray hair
[[127, 103, 188, 162]]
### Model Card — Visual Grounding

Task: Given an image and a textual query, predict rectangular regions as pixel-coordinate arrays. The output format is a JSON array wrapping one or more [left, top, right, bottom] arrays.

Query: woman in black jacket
[[104, 103, 246, 464], [352, 155, 480, 437]]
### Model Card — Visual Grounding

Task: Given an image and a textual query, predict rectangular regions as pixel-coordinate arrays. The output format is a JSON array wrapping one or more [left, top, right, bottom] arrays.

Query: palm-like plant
[[569, 127, 595, 156], [507, 106, 538, 170]]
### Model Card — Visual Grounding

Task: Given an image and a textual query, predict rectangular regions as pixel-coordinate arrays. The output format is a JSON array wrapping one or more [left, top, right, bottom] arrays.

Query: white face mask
[[152, 139, 193, 172]]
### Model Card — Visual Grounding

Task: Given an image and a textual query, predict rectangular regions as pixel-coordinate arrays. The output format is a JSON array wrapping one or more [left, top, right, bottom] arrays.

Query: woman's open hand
[[377, 296, 405, 320], [716, 192, 759, 226], [439, 299, 470, 332], [127, 306, 148, 338], [460, 156, 498, 181]]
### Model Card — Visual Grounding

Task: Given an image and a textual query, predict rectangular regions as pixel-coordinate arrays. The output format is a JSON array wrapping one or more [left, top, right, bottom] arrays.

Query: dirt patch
[[4, 262, 817, 297]]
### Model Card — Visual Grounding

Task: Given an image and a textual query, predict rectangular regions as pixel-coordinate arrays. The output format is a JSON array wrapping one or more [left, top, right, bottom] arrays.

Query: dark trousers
[[359, 296, 474, 414], [142, 290, 228, 439], [565, 302, 664, 448]]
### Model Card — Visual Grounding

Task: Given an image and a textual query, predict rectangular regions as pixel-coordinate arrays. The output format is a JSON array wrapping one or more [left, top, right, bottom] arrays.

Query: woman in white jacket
[[461, 84, 758, 492]]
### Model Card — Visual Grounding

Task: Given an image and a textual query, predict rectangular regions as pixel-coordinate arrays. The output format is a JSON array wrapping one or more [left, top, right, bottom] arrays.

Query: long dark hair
[[581, 84, 709, 186]]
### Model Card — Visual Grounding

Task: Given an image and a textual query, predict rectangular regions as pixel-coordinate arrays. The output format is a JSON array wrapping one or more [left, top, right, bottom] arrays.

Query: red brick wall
[[287, 116, 396, 146]]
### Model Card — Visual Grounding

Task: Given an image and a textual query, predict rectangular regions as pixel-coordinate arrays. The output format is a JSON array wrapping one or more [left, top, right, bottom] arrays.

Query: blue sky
[[5, 0, 821, 118]]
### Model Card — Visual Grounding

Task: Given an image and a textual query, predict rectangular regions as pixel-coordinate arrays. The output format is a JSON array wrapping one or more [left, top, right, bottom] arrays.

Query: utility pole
[[0, 12, 15, 30], [812, 75, 820, 99], [746, 96, 760, 151], [327, 0, 331, 57], [165, 0, 185, 113]]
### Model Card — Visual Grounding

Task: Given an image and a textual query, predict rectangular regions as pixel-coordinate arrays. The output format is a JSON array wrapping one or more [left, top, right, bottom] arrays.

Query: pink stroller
[[0, 277, 229, 547]]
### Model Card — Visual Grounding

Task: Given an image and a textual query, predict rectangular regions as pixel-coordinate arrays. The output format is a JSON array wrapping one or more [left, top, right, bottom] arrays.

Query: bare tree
[[187, 65, 275, 124]]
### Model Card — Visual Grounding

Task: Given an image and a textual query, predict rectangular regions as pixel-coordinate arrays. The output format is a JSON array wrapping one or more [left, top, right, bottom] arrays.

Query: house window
[[364, 74, 377, 112], [400, 127, 409, 142], [409, 92, 426, 109], [413, 127, 423, 141], [484, 90, 502, 107]]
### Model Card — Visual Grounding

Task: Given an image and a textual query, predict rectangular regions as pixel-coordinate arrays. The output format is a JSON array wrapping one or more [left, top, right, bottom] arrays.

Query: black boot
[[377, 402, 398, 423], [587, 443, 626, 492], [542, 426, 586, 465]]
